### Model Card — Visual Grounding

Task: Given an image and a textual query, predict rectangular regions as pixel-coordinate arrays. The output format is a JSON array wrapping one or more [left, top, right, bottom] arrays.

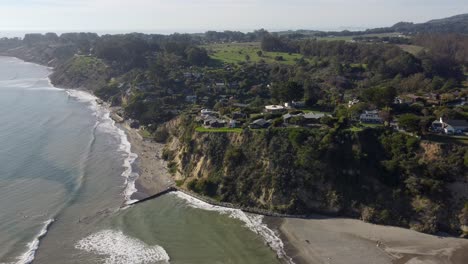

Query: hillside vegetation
[[50, 55, 110, 90], [163, 116, 468, 236]]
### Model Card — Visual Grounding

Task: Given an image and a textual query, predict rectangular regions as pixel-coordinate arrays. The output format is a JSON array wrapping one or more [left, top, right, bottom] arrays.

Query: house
[[232, 112, 247, 119], [439, 117, 468, 134], [203, 116, 226, 128], [283, 112, 330, 125], [265, 105, 285, 113], [430, 119, 443, 133], [201, 109, 217, 116], [249, 118, 271, 129], [282, 113, 302, 124], [228, 119, 241, 128], [360, 110, 383, 123], [291, 101, 306, 108], [303, 113, 329, 122], [348, 99, 360, 108]]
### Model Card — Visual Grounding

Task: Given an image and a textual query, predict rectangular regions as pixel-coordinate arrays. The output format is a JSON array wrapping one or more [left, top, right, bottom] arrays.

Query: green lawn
[[301, 109, 332, 114], [204, 42, 306, 65], [398, 45, 424, 55], [195, 127, 243, 133], [349, 123, 384, 132]]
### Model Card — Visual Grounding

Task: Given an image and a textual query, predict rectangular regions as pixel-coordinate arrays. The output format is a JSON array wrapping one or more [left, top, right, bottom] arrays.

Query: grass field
[[195, 127, 243, 133], [398, 44, 425, 55], [204, 42, 305, 65], [349, 123, 384, 132]]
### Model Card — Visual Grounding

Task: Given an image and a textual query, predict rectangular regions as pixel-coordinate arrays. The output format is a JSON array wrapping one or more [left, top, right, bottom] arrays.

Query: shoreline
[[8, 55, 467, 264], [118, 122, 175, 199], [274, 215, 468, 264]]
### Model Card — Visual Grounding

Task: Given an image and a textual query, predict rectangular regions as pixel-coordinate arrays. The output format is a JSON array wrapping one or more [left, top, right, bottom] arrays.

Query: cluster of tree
[[204, 29, 269, 43], [23, 32, 99, 48]]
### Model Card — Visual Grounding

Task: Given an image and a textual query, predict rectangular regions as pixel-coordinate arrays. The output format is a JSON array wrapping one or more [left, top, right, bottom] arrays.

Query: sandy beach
[[121, 124, 174, 199], [275, 216, 468, 264]]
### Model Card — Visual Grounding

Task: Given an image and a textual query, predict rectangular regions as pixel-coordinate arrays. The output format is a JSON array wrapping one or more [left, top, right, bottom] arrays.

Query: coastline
[[274, 216, 468, 264], [118, 122, 174, 199], [8, 55, 467, 264]]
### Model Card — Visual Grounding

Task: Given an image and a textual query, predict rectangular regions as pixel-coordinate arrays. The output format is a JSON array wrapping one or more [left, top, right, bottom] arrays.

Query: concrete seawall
[[128, 186, 307, 219]]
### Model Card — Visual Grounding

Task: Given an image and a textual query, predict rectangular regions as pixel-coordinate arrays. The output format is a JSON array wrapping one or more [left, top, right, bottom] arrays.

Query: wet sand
[[121, 124, 174, 199], [275, 216, 468, 264]]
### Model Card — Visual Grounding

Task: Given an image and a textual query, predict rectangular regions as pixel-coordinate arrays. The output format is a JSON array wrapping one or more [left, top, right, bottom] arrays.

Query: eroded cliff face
[[1, 43, 77, 68], [162, 116, 468, 236], [0, 42, 109, 91]]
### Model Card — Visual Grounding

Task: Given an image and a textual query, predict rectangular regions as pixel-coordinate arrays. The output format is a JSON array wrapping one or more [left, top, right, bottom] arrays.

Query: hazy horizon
[[0, 0, 466, 37]]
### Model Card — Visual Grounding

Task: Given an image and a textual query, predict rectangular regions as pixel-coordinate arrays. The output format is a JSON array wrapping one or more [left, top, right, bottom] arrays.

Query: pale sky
[[0, 0, 466, 34]]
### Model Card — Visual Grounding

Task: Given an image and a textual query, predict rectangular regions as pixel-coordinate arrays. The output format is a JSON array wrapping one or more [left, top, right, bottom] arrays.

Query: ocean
[[0, 57, 287, 264]]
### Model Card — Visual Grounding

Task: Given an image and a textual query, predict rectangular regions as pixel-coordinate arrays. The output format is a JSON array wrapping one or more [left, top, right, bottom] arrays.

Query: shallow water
[[0, 57, 283, 264]]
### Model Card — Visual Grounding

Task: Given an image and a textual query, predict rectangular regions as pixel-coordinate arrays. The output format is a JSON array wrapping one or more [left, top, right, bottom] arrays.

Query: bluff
[[162, 116, 468, 237]]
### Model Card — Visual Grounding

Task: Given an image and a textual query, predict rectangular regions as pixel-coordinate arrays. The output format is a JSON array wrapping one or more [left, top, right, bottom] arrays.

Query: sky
[[0, 0, 467, 34]]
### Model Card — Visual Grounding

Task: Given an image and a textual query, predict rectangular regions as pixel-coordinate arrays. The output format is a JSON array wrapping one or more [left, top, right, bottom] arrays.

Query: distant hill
[[277, 14, 468, 37], [389, 13, 468, 34]]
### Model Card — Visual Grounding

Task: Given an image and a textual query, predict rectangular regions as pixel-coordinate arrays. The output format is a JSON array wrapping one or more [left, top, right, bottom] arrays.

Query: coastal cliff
[[162, 115, 468, 237], [49, 55, 111, 90]]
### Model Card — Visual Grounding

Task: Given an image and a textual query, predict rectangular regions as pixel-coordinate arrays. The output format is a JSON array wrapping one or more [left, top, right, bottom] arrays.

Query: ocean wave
[[14, 219, 55, 264], [65, 89, 139, 204], [75, 230, 170, 264], [172, 191, 294, 263]]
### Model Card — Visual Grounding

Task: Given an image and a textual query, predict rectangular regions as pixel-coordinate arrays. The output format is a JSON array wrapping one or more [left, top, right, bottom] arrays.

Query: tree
[[186, 46, 209, 66], [256, 50, 263, 57], [272, 81, 304, 102], [398, 114, 421, 133], [303, 80, 321, 106], [362, 86, 397, 108]]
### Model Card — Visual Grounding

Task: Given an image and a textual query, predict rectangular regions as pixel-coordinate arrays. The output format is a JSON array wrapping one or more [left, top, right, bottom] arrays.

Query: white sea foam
[[65, 89, 139, 204], [75, 230, 170, 264], [172, 191, 294, 263], [15, 219, 55, 264], [25, 87, 63, 91]]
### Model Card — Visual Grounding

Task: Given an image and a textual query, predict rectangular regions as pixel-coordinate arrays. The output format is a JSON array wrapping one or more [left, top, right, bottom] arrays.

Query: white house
[[201, 109, 216, 116], [439, 117, 468, 134], [348, 98, 360, 108], [360, 110, 383, 123], [265, 105, 285, 113]]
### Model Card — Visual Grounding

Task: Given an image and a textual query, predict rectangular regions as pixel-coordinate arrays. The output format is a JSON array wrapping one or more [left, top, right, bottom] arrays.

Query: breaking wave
[[75, 230, 170, 264], [65, 89, 139, 204], [14, 219, 55, 264], [172, 191, 294, 263]]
